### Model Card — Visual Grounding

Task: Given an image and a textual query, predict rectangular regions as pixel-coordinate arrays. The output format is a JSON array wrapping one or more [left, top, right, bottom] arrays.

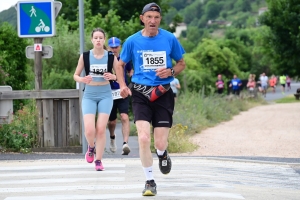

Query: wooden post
[[34, 37, 44, 147]]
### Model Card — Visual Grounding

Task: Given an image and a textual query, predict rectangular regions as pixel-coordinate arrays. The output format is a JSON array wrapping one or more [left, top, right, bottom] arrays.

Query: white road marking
[[4, 192, 245, 200], [0, 177, 125, 184], [0, 170, 125, 177], [0, 164, 126, 171], [0, 182, 232, 193]]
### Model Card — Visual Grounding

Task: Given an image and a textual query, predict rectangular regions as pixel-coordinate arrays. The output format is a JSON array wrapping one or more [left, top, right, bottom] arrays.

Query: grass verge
[[275, 95, 300, 103], [130, 91, 265, 154]]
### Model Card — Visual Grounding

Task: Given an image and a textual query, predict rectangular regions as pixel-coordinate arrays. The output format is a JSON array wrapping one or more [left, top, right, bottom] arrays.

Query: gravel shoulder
[[172, 103, 300, 158]]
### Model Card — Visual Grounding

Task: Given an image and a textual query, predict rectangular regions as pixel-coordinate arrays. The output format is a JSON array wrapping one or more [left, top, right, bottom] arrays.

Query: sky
[[0, 0, 20, 12]]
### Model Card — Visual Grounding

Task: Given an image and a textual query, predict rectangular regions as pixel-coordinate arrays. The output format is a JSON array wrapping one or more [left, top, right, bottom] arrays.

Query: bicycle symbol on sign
[[35, 19, 50, 33]]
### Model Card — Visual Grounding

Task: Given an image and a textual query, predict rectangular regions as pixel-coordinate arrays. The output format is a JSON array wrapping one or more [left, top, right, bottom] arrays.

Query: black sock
[[123, 142, 127, 145], [110, 135, 115, 140]]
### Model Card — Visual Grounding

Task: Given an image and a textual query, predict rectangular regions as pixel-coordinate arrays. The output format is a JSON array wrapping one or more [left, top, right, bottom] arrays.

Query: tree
[[260, 0, 300, 76], [234, 0, 252, 12], [0, 23, 29, 90], [0, 22, 30, 110], [181, 38, 246, 93], [205, 0, 221, 20], [58, 0, 170, 28], [182, 1, 204, 24], [170, 0, 194, 11]]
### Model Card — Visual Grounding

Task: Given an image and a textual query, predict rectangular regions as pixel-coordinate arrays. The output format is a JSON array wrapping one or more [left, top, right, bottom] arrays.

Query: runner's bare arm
[[104, 56, 118, 81], [73, 55, 92, 84], [156, 58, 186, 78], [115, 59, 131, 97], [172, 58, 186, 76]]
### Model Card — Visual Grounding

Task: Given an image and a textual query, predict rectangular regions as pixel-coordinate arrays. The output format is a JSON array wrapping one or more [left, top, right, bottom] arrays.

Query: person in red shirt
[[269, 75, 277, 93]]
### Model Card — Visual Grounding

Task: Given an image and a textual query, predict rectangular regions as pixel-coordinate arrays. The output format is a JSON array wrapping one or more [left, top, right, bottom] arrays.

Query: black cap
[[140, 3, 161, 26]]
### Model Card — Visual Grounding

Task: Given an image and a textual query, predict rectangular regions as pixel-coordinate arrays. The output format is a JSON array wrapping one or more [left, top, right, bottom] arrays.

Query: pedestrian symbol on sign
[[29, 6, 36, 17]]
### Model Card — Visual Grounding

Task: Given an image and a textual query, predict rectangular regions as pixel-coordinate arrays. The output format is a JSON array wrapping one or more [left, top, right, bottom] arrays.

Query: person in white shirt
[[170, 78, 181, 101], [259, 72, 268, 97]]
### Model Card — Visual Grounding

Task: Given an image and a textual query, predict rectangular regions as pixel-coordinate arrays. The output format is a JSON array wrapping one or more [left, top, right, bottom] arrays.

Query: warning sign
[[34, 43, 42, 51]]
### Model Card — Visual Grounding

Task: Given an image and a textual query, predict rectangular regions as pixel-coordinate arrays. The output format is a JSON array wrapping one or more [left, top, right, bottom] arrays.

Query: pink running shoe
[[85, 146, 95, 163], [95, 160, 105, 171]]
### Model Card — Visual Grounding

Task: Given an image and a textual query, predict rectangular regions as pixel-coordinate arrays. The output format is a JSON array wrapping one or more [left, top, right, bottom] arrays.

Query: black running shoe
[[157, 150, 172, 174], [142, 180, 157, 196]]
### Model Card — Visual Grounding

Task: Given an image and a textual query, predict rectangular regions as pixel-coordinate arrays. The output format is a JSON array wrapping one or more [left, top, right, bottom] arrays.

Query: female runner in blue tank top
[[73, 28, 118, 171]]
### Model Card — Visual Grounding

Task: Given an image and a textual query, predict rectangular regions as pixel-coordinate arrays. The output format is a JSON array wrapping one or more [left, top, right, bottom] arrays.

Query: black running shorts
[[109, 97, 130, 121], [132, 88, 174, 128]]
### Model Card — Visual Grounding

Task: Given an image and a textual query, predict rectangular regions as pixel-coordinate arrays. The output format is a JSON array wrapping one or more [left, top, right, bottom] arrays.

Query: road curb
[[170, 155, 300, 165]]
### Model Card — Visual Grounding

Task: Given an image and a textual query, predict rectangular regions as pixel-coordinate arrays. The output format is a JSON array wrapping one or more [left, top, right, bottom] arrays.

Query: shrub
[[0, 100, 39, 152], [0, 66, 8, 85], [167, 124, 198, 153]]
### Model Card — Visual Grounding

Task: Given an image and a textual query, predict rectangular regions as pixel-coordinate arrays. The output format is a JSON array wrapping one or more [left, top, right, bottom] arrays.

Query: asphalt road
[[0, 158, 300, 200], [264, 82, 300, 102]]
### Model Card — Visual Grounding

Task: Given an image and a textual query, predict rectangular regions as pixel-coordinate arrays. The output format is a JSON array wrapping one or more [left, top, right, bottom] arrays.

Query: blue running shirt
[[120, 28, 185, 86]]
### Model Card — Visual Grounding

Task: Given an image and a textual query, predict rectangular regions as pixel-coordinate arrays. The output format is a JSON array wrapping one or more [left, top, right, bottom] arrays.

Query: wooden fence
[[0, 89, 81, 151]]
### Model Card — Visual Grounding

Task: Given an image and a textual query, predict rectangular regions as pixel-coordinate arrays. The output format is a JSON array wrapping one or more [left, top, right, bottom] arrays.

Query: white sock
[[156, 149, 165, 156], [143, 166, 154, 180]]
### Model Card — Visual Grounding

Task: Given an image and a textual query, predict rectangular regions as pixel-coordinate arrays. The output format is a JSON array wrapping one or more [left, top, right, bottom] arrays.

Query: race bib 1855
[[142, 51, 167, 69]]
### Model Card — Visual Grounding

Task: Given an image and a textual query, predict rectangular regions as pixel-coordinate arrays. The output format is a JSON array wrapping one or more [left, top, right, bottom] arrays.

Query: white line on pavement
[[0, 182, 232, 193], [0, 177, 125, 184], [0, 170, 125, 177], [4, 192, 245, 200], [0, 164, 126, 171]]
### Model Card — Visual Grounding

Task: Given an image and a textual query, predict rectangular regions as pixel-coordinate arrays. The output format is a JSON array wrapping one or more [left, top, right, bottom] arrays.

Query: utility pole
[[78, 0, 87, 154]]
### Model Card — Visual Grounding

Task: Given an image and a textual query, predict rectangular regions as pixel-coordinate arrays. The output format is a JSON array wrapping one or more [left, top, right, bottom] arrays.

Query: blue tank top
[[89, 50, 108, 82]]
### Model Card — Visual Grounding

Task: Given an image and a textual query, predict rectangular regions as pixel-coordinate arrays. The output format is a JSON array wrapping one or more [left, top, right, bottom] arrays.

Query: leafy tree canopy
[[260, 0, 300, 76], [57, 0, 171, 28], [0, 22, 29, 90]]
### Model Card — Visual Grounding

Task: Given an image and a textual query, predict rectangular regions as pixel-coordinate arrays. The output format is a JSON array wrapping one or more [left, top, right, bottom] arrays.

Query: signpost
[[26, 45, 53, 59], [17, 1, 56, 38], [16, 0, 62, 148]]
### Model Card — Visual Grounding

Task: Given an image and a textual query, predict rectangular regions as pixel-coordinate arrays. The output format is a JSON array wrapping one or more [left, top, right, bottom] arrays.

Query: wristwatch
[[170, 68, 175, 77]]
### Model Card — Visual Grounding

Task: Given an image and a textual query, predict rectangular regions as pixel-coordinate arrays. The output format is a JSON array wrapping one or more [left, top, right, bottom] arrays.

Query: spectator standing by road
[[260, 72, 268, 97], [229, 74, 242, 95], [215, 74, 225, 94], [170, 77, 181, 101], [247, 77, 256, 97]]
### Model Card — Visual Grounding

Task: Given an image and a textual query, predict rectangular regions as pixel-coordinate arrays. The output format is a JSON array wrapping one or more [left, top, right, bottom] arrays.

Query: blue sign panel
[[17, 1, 55, 38]]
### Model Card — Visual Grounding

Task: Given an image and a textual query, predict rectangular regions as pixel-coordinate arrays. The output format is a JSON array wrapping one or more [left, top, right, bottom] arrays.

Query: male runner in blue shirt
[[115, 2, 186, 196], [107, 37, 133, 155]]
